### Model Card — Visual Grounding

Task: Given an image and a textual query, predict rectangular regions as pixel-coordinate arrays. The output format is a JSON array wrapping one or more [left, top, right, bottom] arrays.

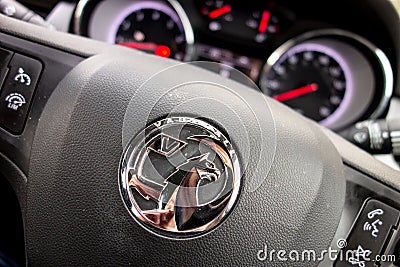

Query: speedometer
[[261, 44, 347, 122], [261, 36, 378, 130]]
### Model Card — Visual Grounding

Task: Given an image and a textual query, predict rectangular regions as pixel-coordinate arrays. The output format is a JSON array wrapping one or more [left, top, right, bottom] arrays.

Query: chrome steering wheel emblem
[[120, 117, 241, 238]]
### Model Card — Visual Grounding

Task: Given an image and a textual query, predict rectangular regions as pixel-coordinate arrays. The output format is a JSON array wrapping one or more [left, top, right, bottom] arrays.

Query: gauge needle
[[117, 42, 171, 58], [208, 5, 232, 19], [258, 10, 271, 33], [117, 42, 158, 50], [273, 83, 319, 102]]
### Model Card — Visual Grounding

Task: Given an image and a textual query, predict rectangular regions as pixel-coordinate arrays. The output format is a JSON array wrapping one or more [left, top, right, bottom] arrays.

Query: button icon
[[367, 208, 384, 219], [5, 93, 26, 111], [0, 54, 42, 134], [14, 67, 31, 86], [348, 245, 372, 267], [363, 219, 383, 238], [362, 208, 384, 238]]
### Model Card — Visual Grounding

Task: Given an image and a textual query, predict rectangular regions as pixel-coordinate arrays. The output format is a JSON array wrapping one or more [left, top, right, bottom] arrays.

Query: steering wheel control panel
[[313, 166, 400, 266], [0, 48, 42, 134], [0, 33, 83, 173], [335, 199, 400, 266]]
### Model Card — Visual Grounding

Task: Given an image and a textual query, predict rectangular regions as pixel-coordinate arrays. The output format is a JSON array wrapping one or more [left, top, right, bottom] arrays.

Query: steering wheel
[[0, 14, 400, 266]]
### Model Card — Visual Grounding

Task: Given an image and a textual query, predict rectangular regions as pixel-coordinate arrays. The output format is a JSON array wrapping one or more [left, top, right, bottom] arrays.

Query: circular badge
[[120, 117, 241, 238]]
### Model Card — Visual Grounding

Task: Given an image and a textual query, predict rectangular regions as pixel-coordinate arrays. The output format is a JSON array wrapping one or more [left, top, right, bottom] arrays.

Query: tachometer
[[86, 0, 194, 61]]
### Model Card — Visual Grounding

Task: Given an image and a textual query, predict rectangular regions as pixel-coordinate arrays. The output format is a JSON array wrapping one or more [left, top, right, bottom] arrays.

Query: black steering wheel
[[0, 14, 400, 267]]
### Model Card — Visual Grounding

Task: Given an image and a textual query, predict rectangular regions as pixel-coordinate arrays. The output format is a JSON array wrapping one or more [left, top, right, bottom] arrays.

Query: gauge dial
[[87, 0, 194, 61], [245, 9, 281, 44], [262, 49, 346, 121], [260, 38, 376, 130], [116, 2, 188, 60], [198, 1, 292, 44], [200, 0, 233, 32]]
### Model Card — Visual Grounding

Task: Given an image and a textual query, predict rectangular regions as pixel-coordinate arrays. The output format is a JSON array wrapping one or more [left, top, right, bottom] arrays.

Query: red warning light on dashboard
[[155, 45, 171, 58]]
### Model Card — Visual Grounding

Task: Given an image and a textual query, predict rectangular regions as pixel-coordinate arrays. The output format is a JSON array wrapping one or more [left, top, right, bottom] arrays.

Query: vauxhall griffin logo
[[119, 117, 241, 238]]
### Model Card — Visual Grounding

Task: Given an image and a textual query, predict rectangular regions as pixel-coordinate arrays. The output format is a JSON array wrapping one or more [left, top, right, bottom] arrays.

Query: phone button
[[335, 199, 400, 266]]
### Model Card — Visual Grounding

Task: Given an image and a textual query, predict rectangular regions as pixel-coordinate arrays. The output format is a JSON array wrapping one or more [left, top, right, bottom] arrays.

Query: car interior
[[0, 0, 400, 266]]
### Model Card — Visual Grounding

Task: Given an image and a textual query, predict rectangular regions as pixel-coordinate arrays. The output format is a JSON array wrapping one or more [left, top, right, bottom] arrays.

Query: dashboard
[[38, 0, 400, 131], [0, 1, 400, 265]]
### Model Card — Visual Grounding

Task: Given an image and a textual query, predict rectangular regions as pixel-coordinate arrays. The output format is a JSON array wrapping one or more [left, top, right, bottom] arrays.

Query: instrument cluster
[[74, 0, 395, 131]]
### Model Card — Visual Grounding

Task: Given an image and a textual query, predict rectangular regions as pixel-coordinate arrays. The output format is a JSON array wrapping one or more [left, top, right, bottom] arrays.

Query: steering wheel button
[[335, 199, 400, 266], [0, 48, 13, 90], [0, 53, 42, 134]]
